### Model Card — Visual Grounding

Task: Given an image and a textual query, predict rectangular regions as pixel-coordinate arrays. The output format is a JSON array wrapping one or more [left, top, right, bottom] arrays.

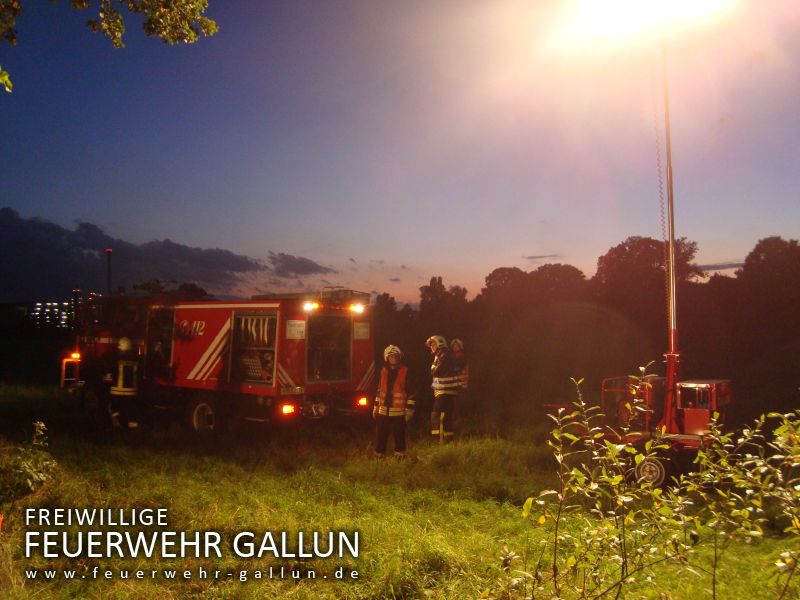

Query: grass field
[[0, 384, 796, 599]]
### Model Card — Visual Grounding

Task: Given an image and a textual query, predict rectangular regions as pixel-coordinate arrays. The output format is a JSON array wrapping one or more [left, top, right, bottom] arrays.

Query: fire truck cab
[[64, 290, 376, 432]]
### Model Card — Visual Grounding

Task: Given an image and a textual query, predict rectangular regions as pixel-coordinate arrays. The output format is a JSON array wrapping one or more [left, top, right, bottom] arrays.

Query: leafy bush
[[0, 421, 57, 504], [491, 374, 800, 599]]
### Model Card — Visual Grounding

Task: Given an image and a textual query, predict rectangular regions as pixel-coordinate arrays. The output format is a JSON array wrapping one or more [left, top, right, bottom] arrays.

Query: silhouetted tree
[[592, 236, 701, 348], [419, 276, 469, 340], [732, 237, 800, 413], [133, 278, 166, 294], [528, 263, 587, 303], [736, 236, 800, 346], [176, 282, 210, 300]]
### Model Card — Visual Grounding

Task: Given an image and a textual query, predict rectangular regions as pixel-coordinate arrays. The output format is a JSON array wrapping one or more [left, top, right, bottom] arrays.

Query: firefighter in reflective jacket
[[107, 337, 140, 428], [373, 345, 415, 457], [427, 335, 460, 441], [450, 338, 469, 392]]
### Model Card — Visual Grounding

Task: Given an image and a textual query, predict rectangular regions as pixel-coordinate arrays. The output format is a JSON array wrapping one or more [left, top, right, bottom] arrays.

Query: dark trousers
[[431, 393, 457, 438], [375, 414, 406, 454]]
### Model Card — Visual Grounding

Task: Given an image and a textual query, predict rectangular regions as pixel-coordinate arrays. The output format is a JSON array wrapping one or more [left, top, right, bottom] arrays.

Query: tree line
[[374, 235, 800, 431]]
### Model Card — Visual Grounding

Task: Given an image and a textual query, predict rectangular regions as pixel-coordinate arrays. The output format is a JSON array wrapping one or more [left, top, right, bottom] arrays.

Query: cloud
[[0, 208, 334, 301], [389, 278, 401, 283], [268, 252, 336, 278], [349, 258, 357, 264], [698, 261, 744, 272], [524, 254, 562, 261]]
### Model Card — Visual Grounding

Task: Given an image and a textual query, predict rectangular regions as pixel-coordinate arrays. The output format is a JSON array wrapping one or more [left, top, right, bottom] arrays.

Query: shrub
[[0, 421, 57, 504]]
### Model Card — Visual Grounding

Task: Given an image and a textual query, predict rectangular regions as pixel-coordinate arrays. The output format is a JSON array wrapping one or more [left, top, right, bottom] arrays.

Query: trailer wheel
[[187, 397, 217, 434], [635, 455, 671, 487]]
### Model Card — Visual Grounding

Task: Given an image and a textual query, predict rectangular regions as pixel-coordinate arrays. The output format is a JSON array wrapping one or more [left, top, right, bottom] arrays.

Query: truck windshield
[[307, 315, 351, 382]]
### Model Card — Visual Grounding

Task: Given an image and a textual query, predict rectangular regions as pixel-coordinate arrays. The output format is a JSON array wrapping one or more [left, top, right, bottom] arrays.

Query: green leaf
[[522, 497, 533, 518], [0, 67, 13, 93]]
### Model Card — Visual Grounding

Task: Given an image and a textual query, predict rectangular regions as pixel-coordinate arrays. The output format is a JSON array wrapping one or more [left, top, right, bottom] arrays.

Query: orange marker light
[[70, 352, 81, 360], [357, 396, 368, 407], [280, 403, 296, 415]]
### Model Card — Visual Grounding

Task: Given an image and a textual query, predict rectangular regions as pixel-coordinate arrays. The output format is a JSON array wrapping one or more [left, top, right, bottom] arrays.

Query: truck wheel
[[187, 397, 217, 434], [635, 455, 671, 487]]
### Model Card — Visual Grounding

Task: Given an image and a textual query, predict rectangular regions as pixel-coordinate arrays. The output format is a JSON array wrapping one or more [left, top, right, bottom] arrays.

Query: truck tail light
[[70, 352, 81, 360], [280, 403, 296, 416], [357, 396, 368, 407]]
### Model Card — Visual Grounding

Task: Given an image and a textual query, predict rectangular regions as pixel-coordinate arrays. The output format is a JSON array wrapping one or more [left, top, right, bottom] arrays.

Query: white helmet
[[450, 338, 464, 351], [383, 345, 402, 361], [117, 337, 133, 352], [426, 335, 447, 350]]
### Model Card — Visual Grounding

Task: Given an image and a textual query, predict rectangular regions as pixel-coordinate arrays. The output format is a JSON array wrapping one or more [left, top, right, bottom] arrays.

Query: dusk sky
[[1, 1, 798, 303]]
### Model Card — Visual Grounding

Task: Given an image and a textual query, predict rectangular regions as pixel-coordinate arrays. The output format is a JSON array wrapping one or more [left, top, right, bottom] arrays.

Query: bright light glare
[[349, 303, 365, 314], [548, 0, 738, 52], [303, 301, 319, 312]]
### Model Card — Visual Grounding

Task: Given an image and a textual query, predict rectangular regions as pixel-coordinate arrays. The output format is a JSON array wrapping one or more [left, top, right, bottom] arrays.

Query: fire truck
[[61, 289, 376, 432]]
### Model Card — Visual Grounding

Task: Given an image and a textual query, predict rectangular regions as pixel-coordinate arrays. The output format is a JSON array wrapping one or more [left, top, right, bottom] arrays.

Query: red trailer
[[62, 289, 376, 432], [600, 375, 732, 485]]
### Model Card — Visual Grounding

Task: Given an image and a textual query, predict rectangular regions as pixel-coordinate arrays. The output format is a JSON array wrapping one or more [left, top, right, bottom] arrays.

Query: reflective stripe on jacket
[[375, 365, 413, 416], [432, 375, 461, 396], [430, 347, 459, 397]]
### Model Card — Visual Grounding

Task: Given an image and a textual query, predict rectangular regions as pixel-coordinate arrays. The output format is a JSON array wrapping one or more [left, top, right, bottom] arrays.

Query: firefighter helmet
[[450, 338, 464, 351], [383, 345, 402, 361], [426, 335, 447, 350], [117, 337, 133, 352]]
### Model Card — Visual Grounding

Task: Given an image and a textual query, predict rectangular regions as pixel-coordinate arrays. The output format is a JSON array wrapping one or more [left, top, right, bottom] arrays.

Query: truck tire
[[635, 455, 672, 487], [187, 396, 217, 434]]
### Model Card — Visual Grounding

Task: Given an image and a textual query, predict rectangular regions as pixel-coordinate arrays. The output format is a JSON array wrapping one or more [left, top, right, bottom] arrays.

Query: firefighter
[[373, 345, 415, 458], [450, 338, 469, 393], [426, 335, 460, 442], [108, 336, 141, 428]]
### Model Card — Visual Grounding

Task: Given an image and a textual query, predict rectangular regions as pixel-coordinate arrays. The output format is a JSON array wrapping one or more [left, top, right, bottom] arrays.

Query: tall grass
[[0, 384, 794, 599]]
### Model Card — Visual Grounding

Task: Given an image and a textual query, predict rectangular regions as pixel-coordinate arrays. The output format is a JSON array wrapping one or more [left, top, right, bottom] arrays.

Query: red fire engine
[[61, 289, 376, 432]]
